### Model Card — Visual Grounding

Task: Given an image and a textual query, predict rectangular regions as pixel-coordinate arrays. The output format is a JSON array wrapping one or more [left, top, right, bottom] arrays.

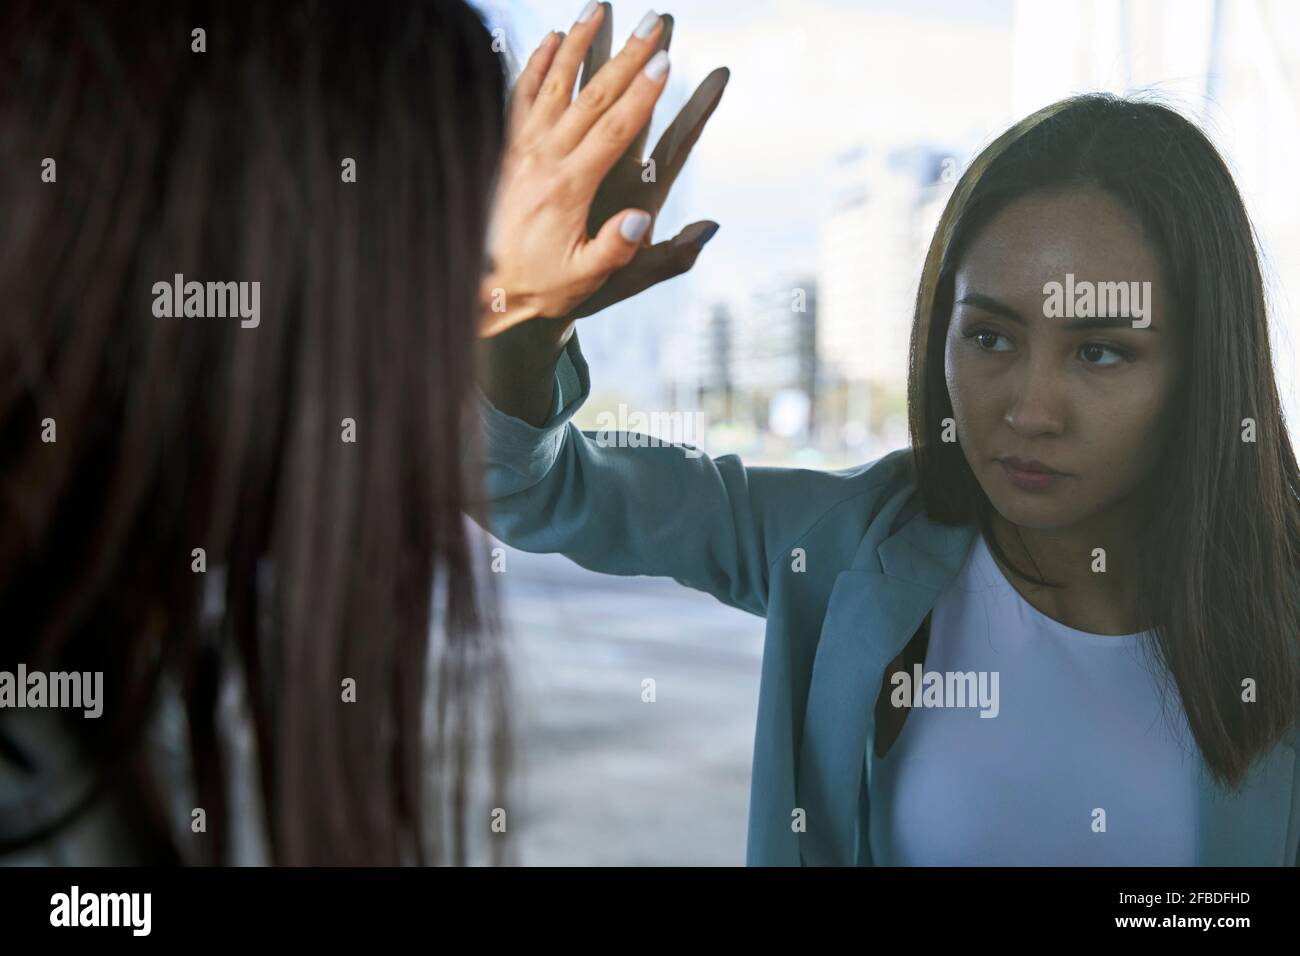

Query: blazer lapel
[[796, 569, 944, 865], [796, 489, 977, 866]]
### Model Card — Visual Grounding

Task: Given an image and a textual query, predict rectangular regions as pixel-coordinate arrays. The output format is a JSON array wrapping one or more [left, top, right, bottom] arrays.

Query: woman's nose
[[1002, 359, 1066, 437]]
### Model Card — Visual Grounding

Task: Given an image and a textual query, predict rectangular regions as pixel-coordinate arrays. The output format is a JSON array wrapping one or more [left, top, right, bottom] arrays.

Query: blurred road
[[492, 543, 765, 866]]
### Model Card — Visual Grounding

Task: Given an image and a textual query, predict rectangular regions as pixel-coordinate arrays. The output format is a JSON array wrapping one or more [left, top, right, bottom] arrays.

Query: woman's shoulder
[[748, 447, 921, 571], [826, 446, 916, 491], [750, 446, 916, 515]]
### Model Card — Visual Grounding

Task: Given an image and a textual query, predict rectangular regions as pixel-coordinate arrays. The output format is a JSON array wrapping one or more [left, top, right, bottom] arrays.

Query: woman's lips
[[998, 458, 1065, 492]]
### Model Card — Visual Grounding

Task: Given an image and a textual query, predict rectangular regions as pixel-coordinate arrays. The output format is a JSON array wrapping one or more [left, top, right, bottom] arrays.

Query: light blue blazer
[[477, 333, 1300, 866]]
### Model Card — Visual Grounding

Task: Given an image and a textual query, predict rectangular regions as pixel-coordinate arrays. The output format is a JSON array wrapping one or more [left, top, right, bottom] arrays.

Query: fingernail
[[643, 49, 669, 80], [634, 10, 660, 39], [674, 222, 720, 250], [620, 211, 651, 243], [577, 1, 598, 23]]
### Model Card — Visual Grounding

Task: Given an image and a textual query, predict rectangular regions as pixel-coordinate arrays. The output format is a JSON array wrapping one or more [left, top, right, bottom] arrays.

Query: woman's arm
[[479, 332, 791, 617], [479, 312, 573, 426], [475, 330, 902, 617]]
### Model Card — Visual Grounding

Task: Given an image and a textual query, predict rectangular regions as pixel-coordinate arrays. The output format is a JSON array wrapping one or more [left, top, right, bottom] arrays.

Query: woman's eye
[[1079, 343, 1128, 367], [968, 329, 1011, 352]]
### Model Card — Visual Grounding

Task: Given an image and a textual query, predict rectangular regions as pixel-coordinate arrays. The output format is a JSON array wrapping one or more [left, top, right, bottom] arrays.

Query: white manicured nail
[[633, 10, 659, 39], [620, 211, 651, 242], [643, 50, 669, 80], [577, 1, 598, 23]]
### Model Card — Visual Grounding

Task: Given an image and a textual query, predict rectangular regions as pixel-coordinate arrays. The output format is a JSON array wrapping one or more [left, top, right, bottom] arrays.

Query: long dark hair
[[0, 0, 512, 864], [907, 93, 1300, 790]]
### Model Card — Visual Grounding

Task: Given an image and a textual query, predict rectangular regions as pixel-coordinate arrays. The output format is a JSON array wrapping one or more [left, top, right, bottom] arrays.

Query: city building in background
[[815, 142, 957, 461], [665, 279, 817, 461]]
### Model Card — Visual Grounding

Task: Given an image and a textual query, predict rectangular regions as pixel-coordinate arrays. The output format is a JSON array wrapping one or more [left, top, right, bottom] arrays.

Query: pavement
[[488, 542, 765, 866]]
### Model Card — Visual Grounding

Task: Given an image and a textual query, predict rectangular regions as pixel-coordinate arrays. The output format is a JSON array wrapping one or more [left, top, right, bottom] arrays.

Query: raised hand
[[478, 4, 727, 338]]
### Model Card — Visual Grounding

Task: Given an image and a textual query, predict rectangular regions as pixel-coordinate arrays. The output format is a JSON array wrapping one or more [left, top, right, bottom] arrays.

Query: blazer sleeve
[[473, 331, 887, 618]]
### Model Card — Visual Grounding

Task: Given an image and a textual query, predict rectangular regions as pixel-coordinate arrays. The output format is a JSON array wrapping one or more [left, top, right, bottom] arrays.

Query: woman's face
[[943, 186, 1181, 533]]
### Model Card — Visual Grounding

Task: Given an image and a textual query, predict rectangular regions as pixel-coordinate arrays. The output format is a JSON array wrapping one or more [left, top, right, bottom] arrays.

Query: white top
[[867, 531, 1202, 865]]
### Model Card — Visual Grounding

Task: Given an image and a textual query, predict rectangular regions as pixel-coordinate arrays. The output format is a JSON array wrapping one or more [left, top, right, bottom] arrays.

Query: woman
[[478, 88, 1300, 864], [0, 0, 723, 864]]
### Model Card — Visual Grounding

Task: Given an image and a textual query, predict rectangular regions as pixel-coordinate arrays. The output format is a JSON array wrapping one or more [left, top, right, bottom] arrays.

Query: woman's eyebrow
[[956, 292, 1025, 323], [956, 292, 1158, 332]]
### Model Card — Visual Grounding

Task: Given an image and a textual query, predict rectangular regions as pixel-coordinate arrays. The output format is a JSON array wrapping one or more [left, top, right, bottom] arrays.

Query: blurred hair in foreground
[[0, 0, 511, 864]]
